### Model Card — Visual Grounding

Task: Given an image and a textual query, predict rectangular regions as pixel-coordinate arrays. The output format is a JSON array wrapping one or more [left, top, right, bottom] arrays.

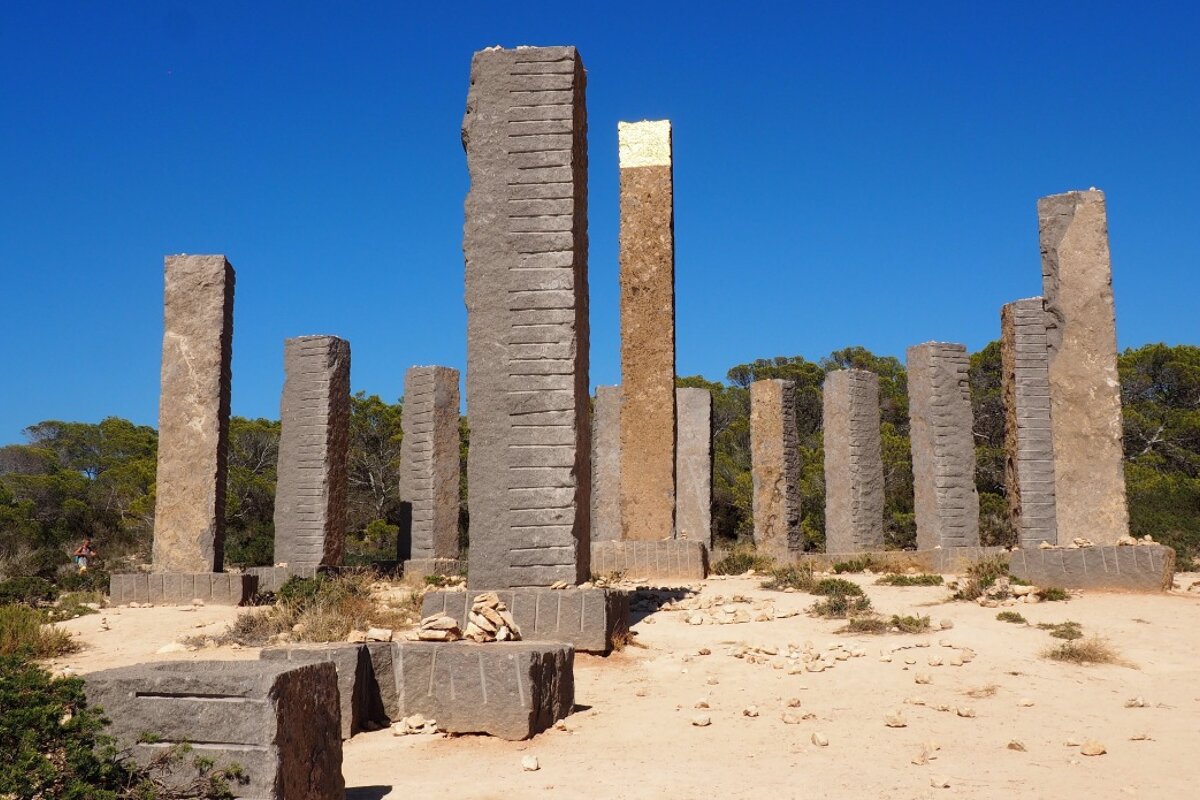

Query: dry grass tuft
[[1043, 636, 1122, 666], [965, 684, 999, 699]]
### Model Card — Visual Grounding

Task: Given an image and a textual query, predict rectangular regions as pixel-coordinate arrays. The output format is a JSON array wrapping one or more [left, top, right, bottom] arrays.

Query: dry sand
[[49, 572, 1200, 799]]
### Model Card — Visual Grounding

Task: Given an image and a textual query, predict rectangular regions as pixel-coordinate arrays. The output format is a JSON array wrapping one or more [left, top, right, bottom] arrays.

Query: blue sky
[[2, 2, 1197, 441]]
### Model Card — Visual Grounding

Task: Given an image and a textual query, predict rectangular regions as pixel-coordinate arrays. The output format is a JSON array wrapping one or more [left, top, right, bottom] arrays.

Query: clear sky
[[2, 2, 1197, 442]]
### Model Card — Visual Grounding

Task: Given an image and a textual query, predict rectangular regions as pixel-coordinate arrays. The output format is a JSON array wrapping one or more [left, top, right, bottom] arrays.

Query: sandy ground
[[49, 573, 1200, 800]]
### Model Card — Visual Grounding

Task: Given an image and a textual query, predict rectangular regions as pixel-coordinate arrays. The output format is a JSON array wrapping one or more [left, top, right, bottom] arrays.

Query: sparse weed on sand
[[876, 573, 943, 587], [1037, 621, 1083, 640], [1043, 636, 1122, 665], [951, 555, 1011, 601], [712, 544, 775, 576], [831, 556, 878, 574], [996, 611, 1027, 624], [760, 564, 815, 592]]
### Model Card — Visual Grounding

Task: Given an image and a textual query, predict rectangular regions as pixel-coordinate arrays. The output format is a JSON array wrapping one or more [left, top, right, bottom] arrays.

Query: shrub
[[0, 604, 79, 659], [831, 556, 878, 574], [810, 594, 872, 619], [0, 576, 58, 606], [43, 592, 102, 624], [837, 615, 889, 634], [890, 614, 931, 633], [811, 578, 864, 597], [876, 573, 944, 587], [712, 544, 774, 575], [1043, 636, 1121, 665], [1039, 587, 1070, 602], [996, 611, 1027, 624], [1037, 621, 1083, 640], [760, 564, 815, 592], [56, 569, 111, 595], [951, 555, 1011, 600]]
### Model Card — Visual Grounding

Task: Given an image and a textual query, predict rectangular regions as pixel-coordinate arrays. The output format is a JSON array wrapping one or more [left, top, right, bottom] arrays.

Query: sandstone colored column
[[751, 380, 802, 560], [274, 335, 350, 567], [618, 120, 676, 540], [823, 369, 885, 553], [1039, 190, 1129, 544], [1001, 298, 1058, 547], [463, 46, 590, 588], [906, 342, 980, 549], [675, 387, 713, 547], [151, 255, 234, 573], [398, 366, 461, 562], [590, 386, 621, 542]]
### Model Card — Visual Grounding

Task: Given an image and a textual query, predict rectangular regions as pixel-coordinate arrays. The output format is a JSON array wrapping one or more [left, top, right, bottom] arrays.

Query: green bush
[[1039, 587, 1070, 602], [876, 573, 943, 587], [810, 593, 872, 618], [831, 557, 878, 574], [760, 564, 815, 592], [1037, 621, 1083, 640], [996, 611, 1027, 624], [0, 605, 78, 658], [56, 569, 111, 595], [811, 578, 864, 597], [712, 544, 774, 575], [0, 576, 58, 606], [890, 613, 931, 633], [951, 555, 1010, 600]]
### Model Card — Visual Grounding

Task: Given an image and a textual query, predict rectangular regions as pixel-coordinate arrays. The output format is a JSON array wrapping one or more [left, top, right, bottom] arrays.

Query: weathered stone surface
[[590, 385, 622, 542], [751, 379, 802, 560], [274, 335, 350, 568], [907, 343, 980, 549], [1039, 190, 1129, 544], [676, 387, 713, 546], [109, 572, 257, 606], [401, 558, 466, 584], [619, 119, 676, 541], [591, 540, 708, 580], [1008, 544, 1174, 591], [823, 369, 885, 552], [398, 366, 461, 561], [244, 565, 330, 594], [797, 547, 1008, 575], [85, 660, 343, 799], [152, 255, 234, 573], [390, 641, 574, 740], [463, 45, 590, 588], [1001, 298, 1058, 547], [423, 587, 629, 654], [261, 643, 380, 739]]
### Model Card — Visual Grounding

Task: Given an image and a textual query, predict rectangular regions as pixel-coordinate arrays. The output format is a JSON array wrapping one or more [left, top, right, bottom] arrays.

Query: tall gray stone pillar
[[751, 379, 802, 560], [463, 45, 590, 588], [675, 387, 713, 547], [151, 255, 234, 573], [590, 386, 622, 542], [618, 119, 676, 541], [398, 366, 461, 563], [274, 335, 351, 567], [1001, 298, 1058, 547], [906, 342, 980, 549], [1039, 189, 1129, 544], [823, 369, 885, 553]]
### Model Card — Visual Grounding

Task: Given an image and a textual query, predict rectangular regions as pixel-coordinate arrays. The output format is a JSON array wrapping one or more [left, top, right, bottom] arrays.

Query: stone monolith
[[906, 342, 980, 549], [151, 255, 234, 573], [463, 45, 590, 588], [823, 369, 885, 553], [676, 387, 712, 547], [1039, 189, 1129, 544], [398, 366, 461, 565], [1001, 298, 1058, 547], [274, 335, 350, 568], [751, 379, 802, 560], [618, 119, 676, 540], [590, 385, 622, 542]]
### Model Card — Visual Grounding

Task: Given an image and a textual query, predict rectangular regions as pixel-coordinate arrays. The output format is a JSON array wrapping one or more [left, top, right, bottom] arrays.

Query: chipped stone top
[[619, 120, 672, 168]]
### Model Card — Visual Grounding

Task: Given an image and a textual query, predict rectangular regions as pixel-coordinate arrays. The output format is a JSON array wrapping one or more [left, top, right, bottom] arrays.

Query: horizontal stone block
[[261, 642, 393, 739], [391, 641, 574, 740], [109, 572, 257, 606], [85, 660, 343, 799], [422, 587, 629, 654], [590, 540, 708, 580], [1008, 545, 1174, 591]]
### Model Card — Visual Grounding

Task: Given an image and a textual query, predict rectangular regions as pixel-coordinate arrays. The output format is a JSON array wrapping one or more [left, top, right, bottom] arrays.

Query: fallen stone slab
[[84, 660, 343, 799], [260, 642, 393, 739], [390, 641, 574, 740], [1008, 544, 1174, 591], [591, 540, 708, 580], [422, 587, 629, 654], [109, 572, 257, 606]]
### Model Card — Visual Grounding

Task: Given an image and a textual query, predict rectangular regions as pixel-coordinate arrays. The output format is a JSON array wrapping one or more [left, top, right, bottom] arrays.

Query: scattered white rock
[[366, 627, 393, 642], [1018, 698, 1035, 708], [742, 706, 759, 718], [811, 732, 829, 747], [521, 755, 540, 771], [156, 642, 188, 654], [1124, 697, 1147, 708], [691, 714, 712, 727], [1080, 740, 1107, 756], [1007, 740, 1027, 751], [884, 711, 908, 728]]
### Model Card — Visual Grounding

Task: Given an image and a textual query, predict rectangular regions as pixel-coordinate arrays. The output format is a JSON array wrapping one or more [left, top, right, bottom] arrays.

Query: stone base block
[[791, 547, 1008, 574], [402, 558, 466, 583], [591, 540, 708, 580], [260, 642, 393, 739], [109, 572, 258, 605], [391, 641, 573, 740], [423, 587, 629, 654], [84, 660, 343, 799], [1008, 545, 1175, 592], [244, 565, 347, 594]]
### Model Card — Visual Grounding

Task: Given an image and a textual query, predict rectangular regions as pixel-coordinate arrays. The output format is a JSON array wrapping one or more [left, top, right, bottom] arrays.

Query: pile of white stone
[[1035, 534, 1156, 549], [414, 614, 462, 641], [464, 592, 521, 642]]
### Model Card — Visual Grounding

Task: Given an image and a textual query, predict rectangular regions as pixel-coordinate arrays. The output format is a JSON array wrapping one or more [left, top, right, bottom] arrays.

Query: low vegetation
[[836, 612, 929, 634], [1043, 636, 1122, 665], [950, 555, 1012, 601], [831, 556, 879, 574], [0, 604, 79, 658], [760, 564, 815, 592], [1037, 621, 1084, 640], [810, 593, 872, 618], [811, 578, 864, 597], [712, 544, 774, 575], [1039, 587, 1070, 602], [996, 611, 1027, 624], [876, 573, 943, 587]]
